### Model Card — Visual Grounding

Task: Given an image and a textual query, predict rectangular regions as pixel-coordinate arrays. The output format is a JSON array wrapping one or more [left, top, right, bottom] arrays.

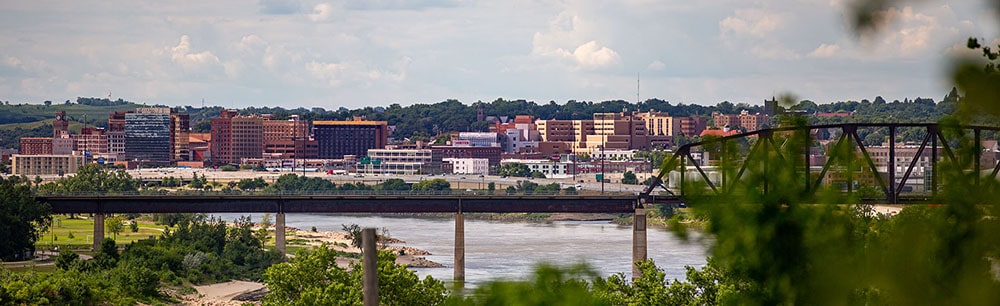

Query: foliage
[[621, 171, 638, 184], [530, 170, 547, 178], [36, 164, 139, 194], [0, 175, 51, 261], [236, 177, 268, 191], [497, 163, 531, 177], [448, 263, 606, 306], [376, 178, 410, 191], [263, 246, 447, 306], [412, 178, 451, 191], [104, 215, 124, 240], [219, 165, 239, 172]]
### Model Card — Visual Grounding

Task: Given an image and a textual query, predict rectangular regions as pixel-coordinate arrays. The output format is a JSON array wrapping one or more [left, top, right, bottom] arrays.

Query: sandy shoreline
[[182, 227, 442, 305]]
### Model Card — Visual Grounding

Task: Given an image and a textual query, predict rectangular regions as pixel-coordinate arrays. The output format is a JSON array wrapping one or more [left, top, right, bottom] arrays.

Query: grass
[[35, 216, 168, 251]]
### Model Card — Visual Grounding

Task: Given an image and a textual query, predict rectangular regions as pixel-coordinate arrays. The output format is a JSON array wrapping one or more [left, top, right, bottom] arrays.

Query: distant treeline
[[4, 89, 996, 150]]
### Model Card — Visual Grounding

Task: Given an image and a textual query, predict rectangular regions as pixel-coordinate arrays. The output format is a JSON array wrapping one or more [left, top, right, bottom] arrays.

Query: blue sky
[[1, 0, 997, 109]]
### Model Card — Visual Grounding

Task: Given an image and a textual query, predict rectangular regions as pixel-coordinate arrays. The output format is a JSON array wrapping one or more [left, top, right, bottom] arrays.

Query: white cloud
[[720, 9, 784, 38], [170, 35, 222, 71], [305, 61, 346, 86], [647, 60, 666, 71], [572, 41, 621, 69], [309, 3, 334, 22], [808, 43, 841, 58]]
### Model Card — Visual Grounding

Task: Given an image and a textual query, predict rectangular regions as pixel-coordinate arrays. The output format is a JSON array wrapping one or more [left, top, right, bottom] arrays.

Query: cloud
[[258, 0, 302, 14], [170, 35, 222, 72], [529, 11, 622, 71], [309, 3, 335, 22], [808, 43, 841, 58], [344, 0, 465, 11], [572, 41, 621, 69], [647, 60, 666, 71], [719, 9, 784, 38]]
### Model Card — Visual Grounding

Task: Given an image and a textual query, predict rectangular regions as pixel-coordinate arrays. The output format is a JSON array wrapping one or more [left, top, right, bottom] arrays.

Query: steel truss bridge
[[640, 123, 1000, 204]]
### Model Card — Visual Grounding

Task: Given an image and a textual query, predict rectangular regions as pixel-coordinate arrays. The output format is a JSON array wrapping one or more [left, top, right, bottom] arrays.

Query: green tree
[[377, 178, 410, 191], [497, 163, 531, 177], [621, 171, 638, 184], [104, 215, 125, 240], [263, 246, 447, 306], [0, 175, 51, 260], [412, 178, 451, 191]]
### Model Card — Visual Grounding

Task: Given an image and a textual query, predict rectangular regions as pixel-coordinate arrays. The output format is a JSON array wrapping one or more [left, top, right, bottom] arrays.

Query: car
[[500, 175, 508, 178], [478, 174, 485, 178]]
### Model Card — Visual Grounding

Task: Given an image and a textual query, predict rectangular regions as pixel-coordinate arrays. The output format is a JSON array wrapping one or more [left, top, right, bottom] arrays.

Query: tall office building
[[313, 118, 388, 159], [107, 111, 127, 159], [171, 113, 191, 162], [125, 108, 171, 165], [73, 127, 108, 155], [262, 115, 315, 159], [210, 110, 264, 164]]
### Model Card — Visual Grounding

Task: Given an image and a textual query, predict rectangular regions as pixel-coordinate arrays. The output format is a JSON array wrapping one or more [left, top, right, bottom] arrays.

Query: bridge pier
[[632, 207, 647, 279], [454, 212, 465, 284], [93, 213, 104, 251], [275, 213, 286, 254]]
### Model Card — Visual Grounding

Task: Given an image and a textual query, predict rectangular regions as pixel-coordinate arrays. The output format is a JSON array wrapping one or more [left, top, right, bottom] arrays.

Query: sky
[[1, 0, 998, 110]]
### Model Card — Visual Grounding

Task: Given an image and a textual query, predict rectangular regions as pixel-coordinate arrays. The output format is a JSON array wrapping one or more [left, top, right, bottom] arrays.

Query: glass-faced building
[[125, 109, 171, 165]]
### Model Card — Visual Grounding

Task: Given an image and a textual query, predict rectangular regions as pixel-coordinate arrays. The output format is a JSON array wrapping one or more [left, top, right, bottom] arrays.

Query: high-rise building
[[107, 111, 127, 160], [674, 116, 706, 137], [263, 115, 315, 159], [313, 118, 388, 159], [73, 127, 108, 155], [171, 113, 191, 162], [125, 108, 171, 165], [210, 110, 264, 164]]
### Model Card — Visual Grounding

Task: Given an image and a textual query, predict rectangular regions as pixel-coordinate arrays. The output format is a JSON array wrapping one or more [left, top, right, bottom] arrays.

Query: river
[[216, 213, 710, 286]]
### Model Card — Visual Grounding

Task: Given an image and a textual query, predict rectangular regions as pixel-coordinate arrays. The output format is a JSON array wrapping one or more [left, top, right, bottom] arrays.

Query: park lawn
[[36, 216, 169, 250]]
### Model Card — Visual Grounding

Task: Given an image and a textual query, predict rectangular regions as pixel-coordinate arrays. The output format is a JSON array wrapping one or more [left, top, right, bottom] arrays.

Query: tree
[[497, 163, 531, 177], [104, 215, 124, 240], [0, 176, 51, 260], [377, 178, 410, 191], [621, 171, 638, 184], [412, 178, 451, 191], [263, 246, 447, 306]]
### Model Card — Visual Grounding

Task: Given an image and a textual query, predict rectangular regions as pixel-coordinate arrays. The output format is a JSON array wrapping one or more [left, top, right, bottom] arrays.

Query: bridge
[[640, 122, 1000, 204], [34, 122, 1000, 280], [35, 192, 647, 281]]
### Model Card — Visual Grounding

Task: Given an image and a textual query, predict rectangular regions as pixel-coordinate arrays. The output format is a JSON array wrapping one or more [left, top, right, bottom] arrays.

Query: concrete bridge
[[36, 192, 650, 281]]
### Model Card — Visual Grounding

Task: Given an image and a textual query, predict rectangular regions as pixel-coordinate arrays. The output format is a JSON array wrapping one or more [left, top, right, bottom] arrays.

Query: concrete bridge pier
[[275, 213, 286, 254], [93, 213, 105, 251], [632, 206, 647, 280], [454, 212, 465, 284]]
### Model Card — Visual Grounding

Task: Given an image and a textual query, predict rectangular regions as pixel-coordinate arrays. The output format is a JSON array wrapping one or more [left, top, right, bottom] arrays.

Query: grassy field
[[35, 216, 169, 251]]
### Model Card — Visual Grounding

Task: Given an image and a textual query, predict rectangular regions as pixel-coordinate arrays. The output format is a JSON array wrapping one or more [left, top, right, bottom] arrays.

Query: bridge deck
[[37, 194, 640, 214]]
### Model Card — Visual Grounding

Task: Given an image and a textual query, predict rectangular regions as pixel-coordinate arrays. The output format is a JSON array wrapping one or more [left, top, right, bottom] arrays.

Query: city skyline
[[1, 1, 997, 109]]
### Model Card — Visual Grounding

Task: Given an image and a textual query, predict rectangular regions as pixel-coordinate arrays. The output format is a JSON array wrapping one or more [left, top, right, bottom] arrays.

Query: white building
[[590, 149, 639, 161], [504, 128, 539, 153], [501, 159, 572, 178], [445, 158, 489, 175], [362, 149, 442, 175]]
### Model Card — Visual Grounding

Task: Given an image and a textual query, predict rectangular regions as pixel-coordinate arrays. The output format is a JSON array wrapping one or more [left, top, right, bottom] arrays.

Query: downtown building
[[125, 108, 172, 165], [313, 118, 388, 159], [210, 110, 264, 165]]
